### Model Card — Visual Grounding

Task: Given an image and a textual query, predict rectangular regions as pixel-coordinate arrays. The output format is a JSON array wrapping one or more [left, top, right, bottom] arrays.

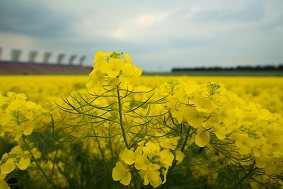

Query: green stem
[[116, 86, 130, 149], [109, 123, 114, 159], [181, 125, 191, 152], [231, 165, 256, 189], [96, 135, 106, 161], [160, 125, 191, 189], [51, 114, 55, 138], [23, 137, 58, 189], [50, 149, 58, 182]]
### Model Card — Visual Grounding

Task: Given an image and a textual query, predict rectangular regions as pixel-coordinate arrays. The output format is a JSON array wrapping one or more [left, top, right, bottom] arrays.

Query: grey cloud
[[260, 13, 283, 33], [166, 36, 215, 49], [194, 5, 264, 23], [0, 1, 77, 38]]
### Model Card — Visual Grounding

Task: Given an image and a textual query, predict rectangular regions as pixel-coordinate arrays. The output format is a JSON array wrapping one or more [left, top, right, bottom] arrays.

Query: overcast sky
[[0, 0, 283, 72]]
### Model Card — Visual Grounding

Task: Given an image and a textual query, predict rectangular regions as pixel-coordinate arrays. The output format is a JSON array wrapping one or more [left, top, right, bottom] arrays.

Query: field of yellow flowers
[[0, 51, 282, 189]]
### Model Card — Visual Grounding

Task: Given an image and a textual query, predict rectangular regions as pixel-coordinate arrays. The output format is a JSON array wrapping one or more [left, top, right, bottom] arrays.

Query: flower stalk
[[116, 85, 130, 149]]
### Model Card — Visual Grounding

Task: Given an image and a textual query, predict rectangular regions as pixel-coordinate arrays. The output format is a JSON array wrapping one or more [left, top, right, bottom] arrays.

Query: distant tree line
[[172, 64, 283, 72]]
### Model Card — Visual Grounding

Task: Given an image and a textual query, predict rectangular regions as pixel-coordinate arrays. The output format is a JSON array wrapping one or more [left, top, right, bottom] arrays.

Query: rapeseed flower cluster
[[0, 91, 55, 188], [113, 137, 184, 188], [0, 92, 51, 141], [0, 146, 30, 175], [86, 51, 142, 94]]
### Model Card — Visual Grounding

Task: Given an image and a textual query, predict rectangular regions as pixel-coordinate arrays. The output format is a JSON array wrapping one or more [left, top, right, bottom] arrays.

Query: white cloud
[[138, 13, 168, 26], [111, 28, 128, 39], [139, 15, 155, 26]]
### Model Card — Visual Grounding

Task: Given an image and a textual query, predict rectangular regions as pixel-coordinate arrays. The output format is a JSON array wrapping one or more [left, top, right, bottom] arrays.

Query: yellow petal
[[112, 161, 131, 185], [135, 154, 150, 170], [0, 174, 7, 180], [149, 163, 160, 171], [124, 53, 132, 63], [100, 62, 112, 75], [194, 94, 216, 113], [94, 50, 103, 63], [122, 63, 134, 76], [120, 172, 131, 186], [195, 127, 210, 147], [214, 126, 227, 140], [145, 141, 160, 153], [185, 107, 205, 128], [120, 149, 135, 165], [1, 159, 15, 175], [162, 168, 168, 184], [107, 59, 125, 78], [175, 150, 185, 164], [17, 157, 30, 170], [139, 170, 150, 185], [0, 179, 10, 189], [133, 67, 142, 77], [9, 146, 23, 155], [23, 121, 34, 135], [135, 147, 143, 156], [147, 170, 162, 188], [14, 132, 22, 141], [159, 149, 174, 167]]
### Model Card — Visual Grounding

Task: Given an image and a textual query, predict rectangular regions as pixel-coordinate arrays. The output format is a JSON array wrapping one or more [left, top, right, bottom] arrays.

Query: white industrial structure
[[0, 48, 86, 65], [29, 51, 38, 63], [11, 49, 22, 62]]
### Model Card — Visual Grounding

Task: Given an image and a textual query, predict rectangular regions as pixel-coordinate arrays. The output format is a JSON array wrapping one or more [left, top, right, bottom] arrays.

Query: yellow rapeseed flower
[[195, 126, 210, 147], [16, 157, 31, 170], [235, 133, 255, 155], [193, 94, 216, 113], [185, 107, 205, 128], [120, 149, 135, 165], [124, 53, 132, 63], [100, 58, 125, 78], [139, 169, 162, 188], [0, 174, 10, 189], [135, 154, 150, 170], [175, 150, 185, 164], [159, 149, 174, 167], [94, 50, 112, 63], [1, 158, 15, 175], [112, 161, 131, 185]]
